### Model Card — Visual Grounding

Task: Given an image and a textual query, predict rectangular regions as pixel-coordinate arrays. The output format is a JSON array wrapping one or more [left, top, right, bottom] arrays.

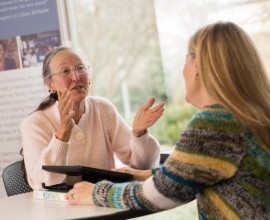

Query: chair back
[[2, 160, 32, 196], [160, 153, 170, 165]]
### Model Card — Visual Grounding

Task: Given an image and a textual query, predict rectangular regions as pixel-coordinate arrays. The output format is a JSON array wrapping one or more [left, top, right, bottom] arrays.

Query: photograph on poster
[[18, 30, 61, 68], [0, 38, 19, 72]]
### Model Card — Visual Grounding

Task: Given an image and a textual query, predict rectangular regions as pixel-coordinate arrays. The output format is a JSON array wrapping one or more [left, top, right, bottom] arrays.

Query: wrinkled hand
[[132, 97, 165, 137], [55, 89, 75, 141], [65, 181, 95, 205], [113, 167, 152, 181]]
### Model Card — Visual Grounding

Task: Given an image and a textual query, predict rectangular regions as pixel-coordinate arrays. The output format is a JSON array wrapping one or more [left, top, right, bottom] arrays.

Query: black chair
[[160, 153, 170, 165], [2, 160, 33, 196]]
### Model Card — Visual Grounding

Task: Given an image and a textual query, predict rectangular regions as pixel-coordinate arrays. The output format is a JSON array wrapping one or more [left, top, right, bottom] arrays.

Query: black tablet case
[[42, 165, 133, 190]]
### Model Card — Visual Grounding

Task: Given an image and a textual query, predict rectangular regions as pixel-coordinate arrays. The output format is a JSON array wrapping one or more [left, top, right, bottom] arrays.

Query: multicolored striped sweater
[[93, 104, 270, 219]]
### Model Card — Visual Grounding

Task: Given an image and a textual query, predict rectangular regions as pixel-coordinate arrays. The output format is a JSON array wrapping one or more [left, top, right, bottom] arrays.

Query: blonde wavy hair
[[188, 21, 270, 148]]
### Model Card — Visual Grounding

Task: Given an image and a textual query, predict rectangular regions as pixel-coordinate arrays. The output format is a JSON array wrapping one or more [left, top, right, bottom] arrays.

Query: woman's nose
[[70, 69, 80, 80]]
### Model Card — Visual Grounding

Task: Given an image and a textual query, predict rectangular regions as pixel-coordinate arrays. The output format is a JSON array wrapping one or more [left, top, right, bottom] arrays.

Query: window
[[65, 1, 270, 219], [66, 0, 270, 147]]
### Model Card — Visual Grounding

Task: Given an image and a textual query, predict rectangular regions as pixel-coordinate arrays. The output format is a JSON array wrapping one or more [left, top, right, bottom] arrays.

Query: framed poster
[[0, 0, 64, 197]]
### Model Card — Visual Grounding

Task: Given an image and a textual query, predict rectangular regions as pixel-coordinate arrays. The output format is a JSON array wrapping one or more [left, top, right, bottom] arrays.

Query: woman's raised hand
[[132, 97, 165, 137], [55, 88, 75, 142]]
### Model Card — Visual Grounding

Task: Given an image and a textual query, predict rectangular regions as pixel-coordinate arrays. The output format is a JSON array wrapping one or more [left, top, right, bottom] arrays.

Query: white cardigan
[[20, 96, 160, 189]]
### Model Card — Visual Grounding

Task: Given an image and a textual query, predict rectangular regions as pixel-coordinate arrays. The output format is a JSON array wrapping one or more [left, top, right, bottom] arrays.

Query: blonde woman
[[66, 22, 270, 219]]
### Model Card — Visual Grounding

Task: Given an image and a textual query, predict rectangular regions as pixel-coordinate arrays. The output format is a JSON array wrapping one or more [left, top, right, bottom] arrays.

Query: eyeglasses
[[45, 64, 90, 80]]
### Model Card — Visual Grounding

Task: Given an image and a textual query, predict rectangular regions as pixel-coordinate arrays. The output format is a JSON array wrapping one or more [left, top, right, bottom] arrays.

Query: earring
[[195, 73, 199, 80]]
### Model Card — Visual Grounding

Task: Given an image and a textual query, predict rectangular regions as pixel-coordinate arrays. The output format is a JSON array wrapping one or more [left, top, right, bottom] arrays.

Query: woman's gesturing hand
[[132, 97, 165, 137], [55, 88, 75, 142]]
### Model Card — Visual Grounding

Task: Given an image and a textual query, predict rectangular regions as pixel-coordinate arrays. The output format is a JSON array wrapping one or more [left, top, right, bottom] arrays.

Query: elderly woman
[[20, 46, 165, 189]]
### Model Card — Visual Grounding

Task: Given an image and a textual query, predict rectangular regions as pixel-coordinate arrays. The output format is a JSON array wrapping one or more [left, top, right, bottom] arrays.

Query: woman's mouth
[[71, 85, 83, 90]]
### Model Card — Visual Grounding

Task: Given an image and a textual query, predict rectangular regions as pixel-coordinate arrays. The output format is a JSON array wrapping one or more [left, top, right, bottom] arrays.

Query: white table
[[0, 192, 128, 220]]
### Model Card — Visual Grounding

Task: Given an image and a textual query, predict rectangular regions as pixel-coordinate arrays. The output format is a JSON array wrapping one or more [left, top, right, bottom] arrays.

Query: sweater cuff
[[151, 168, 157, 175], [44, 134, 70, 161], [92, 181, 113, 207], [93, 181, 128, 209], [132, 129, 151, 145]]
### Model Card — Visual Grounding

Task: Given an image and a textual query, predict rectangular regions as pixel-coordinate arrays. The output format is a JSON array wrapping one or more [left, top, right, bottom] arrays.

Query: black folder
[[42, 165, 133, 190]]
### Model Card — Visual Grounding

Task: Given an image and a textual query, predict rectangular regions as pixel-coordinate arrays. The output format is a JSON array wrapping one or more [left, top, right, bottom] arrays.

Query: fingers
[[113, 167, 134, 174], [141, 97, 156, 110], [133, 97, 165, 134], [145, 108, 165, 125], [65, 189, 75, 202], [65, 181, 94, 206], [63, 99, 74, 117], [73, 181, 87, 188], [65, 188, 75, 199], [65, 186, 81, 203], [142, 97, 165, 114], [65, 189, 80, 205], [58, 88, 70, 106], [145, 104, 165, 122], [58, 88, 75, 120], [150, 102, 165, 113]]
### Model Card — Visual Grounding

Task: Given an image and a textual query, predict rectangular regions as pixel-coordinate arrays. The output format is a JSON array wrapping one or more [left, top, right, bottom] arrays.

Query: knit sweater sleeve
[[20, 110, 69, 189], [92, 105, 246, 211]]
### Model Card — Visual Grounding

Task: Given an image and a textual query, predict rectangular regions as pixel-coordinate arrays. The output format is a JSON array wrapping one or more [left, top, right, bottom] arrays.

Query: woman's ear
[[193, 60, 200, 81], [195, 72, 200, 80], [46, 80, 56, 93]]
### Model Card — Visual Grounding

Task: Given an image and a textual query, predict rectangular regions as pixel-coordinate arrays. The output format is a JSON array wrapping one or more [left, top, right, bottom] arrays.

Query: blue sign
[[0, 0, 59, 39]]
